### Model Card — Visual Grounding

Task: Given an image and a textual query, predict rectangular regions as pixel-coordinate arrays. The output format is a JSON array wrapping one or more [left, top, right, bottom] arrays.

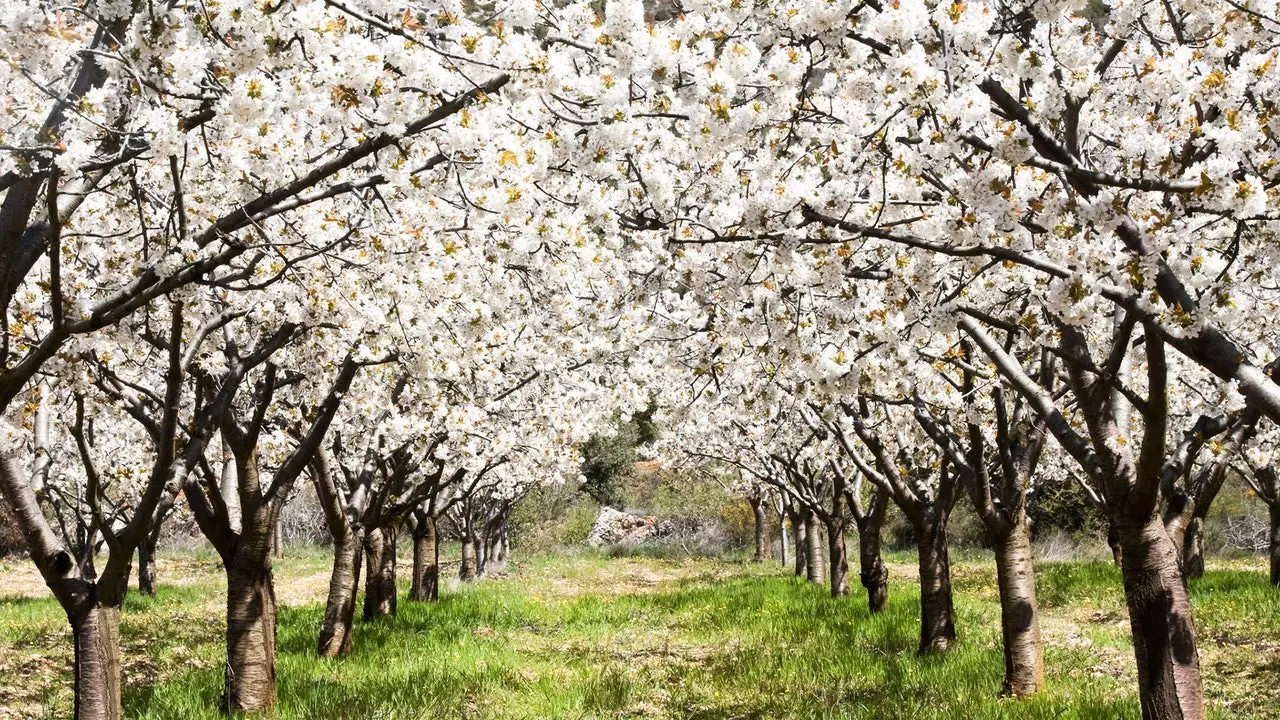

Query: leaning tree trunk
[[992, 521, 1045, 697], [223, 540, 278, 713], [363, 526, 397, 621], [137, 536, 158, 597], [410, 516, 440, 601], [411, 516, 440, 601], [914, 511, 956, 654], [1115, 514, 1206, 720], [803, 509, 825, 586], [318, 526, 364, 657], [70, 604, 123, 720], [750, 496, 769, 562], [857, 517, 889, 613], [1271, 503, 1280, 588]]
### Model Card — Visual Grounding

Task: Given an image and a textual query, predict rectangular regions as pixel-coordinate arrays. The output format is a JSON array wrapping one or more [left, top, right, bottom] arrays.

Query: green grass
[[1, 549, 1277, 719]]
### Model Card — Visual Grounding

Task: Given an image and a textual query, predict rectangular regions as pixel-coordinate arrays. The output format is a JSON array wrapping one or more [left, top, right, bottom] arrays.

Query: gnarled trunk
[[1115, 515, 1205, 720], [993, 522, 1044, 697], [410, 516, 440, 602], [224, 551, 277, 713], [137, 537, 158, 597], [857, 518, 888, 614], [70, 605, 122, 720], [363, 526, 397, 621], [803, 508, 824, 586], [750, 496, 769, 562], [1108, 524, 1124, 567], [318, 526, 364, 657], [915, 512, 956, 654]]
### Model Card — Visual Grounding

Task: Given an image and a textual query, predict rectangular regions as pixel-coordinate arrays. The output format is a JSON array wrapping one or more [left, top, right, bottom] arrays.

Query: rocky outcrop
[[586, 507, 659, 547]]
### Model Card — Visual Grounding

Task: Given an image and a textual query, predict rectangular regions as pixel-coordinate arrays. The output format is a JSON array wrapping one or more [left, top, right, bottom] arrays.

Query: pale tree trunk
[[137, 536, 158, 597], [70, 605, 122, 720], [460, 526, 478, 582], [223, 535, 278, 713], [272, 518, 284, 559], [792, 514, 807, 578], [1115, 515, 1205, 720], [363, 526, 397, 621], [410, 516, 439, 601], [915, 511, 956, 654], [992, 521, 1044, 697], [750, 496, 769, 562], [318, 526, 364, 657], [778, 508, 790, 567], [803, 509, 824, 586]]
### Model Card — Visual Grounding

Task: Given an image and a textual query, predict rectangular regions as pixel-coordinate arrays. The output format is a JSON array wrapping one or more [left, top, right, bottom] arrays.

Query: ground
[[0, 547, 1277, 719]]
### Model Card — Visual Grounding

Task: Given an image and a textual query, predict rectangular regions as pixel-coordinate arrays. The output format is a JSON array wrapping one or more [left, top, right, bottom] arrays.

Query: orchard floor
[[1, 547, 1278, 719]]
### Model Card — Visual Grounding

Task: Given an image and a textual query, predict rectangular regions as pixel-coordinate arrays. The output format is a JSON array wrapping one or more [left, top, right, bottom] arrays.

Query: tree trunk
[[857, 518, 888, 613], [1115, 515, 1206, 720], [827, 519, 850, 598], [70, 605, 122, 720], [318, 527, 364, 657], [1108, 523, 1124, 566], [460, 530, 477, 582], [792, 515, 807, 578], [363, 526, 397, 621], [410, 516, 440, 601], [224, 551, 278, 713], [750, 496, 769, 562], [272, 518, 284, 559], [992, 521, 1045, 697], [778, 509, 790, 567], [804, 509, 825, 586], [1271, 503, 1280, 588], [1181, 516, 1205, 581], [137, 537, 158, 597], [915, 512, 956, 654]]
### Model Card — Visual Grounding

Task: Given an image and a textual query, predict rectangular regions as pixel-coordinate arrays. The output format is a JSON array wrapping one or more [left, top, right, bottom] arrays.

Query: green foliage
[[579, 405, 660, 508], [1029, 475, 1108, 541]]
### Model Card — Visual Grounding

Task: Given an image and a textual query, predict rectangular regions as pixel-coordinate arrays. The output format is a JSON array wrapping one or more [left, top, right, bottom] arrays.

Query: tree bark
[[410, 516, 440, 601], [857, 516, 888, 613], [750, 496, 769, 562], [778, 508, 789, 567], [363, 526, 397, 621], [1115, 516, 1205, 720], [1181, 516, 1205, 581], [1271, 503, 1280, 588], [70, 605, 122, 720], [272, 518, 284, 559], [224, 550, 278, 713], [993, 522, 1045, 697], [460, 528, 477, 582], [1108, 524, 1124, 566], [137, 537, 158, 597], [827, 518, 850, 598], [915, 512, 956, 654], [318, 526, 364, 657], [792, 513, 807, 578], [803, 508, 825, 586]]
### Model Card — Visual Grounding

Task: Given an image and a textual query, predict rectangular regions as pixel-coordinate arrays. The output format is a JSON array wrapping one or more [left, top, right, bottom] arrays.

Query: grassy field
[[0, 546, 1277, 719]]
